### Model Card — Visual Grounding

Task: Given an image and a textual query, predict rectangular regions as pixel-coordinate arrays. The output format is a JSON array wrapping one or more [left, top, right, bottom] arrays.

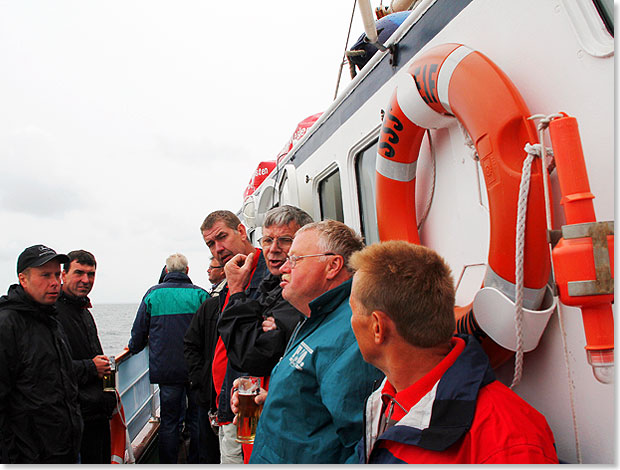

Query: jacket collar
[[372, 334, 495, 452], [58, 290, 91, 308], [162, 271, 192, 284], [308, 278, 352, 319], [248, 248, 268, 291], [0, 284, 58, 321]]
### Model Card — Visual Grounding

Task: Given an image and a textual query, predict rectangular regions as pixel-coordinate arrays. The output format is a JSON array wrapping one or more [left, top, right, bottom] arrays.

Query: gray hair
[[296, 220, 364, 271], [166, 253, 188, 273], [263, 205, 313, 230]]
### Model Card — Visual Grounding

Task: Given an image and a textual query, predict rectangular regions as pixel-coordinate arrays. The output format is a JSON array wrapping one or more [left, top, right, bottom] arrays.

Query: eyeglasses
[[207, 265, 224, 271], [259, 236, 294, 249], [285, 253, 336, 268]]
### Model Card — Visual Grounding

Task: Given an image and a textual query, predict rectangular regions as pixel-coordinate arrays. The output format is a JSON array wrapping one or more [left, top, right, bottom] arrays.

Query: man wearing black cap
[[0, 244, 83, 464]]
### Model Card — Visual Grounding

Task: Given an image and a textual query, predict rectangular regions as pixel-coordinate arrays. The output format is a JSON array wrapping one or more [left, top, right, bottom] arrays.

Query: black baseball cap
[[17, 245, 70, 275]]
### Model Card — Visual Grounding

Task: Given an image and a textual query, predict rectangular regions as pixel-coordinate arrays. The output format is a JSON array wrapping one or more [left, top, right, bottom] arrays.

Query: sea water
[[90, 303, 140, 356]]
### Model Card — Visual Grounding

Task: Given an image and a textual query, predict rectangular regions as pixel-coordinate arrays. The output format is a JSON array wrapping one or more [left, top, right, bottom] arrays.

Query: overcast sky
[[0, 1, 366, 303]]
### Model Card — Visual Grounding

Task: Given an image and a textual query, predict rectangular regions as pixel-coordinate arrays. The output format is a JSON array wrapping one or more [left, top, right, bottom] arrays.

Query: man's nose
[[281, 259, 291, 273]]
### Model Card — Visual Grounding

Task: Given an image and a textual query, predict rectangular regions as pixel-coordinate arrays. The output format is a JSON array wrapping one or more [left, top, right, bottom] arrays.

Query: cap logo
[[38, 246, 55, 257]]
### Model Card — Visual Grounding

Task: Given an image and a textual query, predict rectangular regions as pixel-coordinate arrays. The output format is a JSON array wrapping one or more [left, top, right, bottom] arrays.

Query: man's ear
[[325, 254, 345, 280], [372, 310, 391, 345], [237, 223, 248, 241]]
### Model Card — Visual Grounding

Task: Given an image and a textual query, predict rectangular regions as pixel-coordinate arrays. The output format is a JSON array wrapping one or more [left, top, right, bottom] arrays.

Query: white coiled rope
[[527, 113, 581, 462], [510, 142, 541, 389]]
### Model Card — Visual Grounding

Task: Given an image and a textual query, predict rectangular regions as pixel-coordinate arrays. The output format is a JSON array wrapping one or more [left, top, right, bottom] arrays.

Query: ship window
[[593, 0, 613, 35], [318, 169, 344, 222], [355, 141, 380, 245]]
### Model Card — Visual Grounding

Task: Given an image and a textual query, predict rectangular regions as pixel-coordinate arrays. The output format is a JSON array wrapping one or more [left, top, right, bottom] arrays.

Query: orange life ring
[[110, 390, 127, 464], [375, 43, 551, 366]]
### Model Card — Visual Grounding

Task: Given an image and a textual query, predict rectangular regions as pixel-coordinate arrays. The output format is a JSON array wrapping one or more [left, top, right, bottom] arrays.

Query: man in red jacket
[[348, 241, 559, 464]]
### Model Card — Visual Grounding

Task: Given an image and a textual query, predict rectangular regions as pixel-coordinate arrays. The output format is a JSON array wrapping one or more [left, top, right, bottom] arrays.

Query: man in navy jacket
[[129, 253, 209, 463]]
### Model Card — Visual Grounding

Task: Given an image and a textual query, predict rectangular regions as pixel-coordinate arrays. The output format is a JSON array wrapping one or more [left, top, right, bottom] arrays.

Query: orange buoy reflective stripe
[[110, 390, 127, 464], [376, 44, 551, 365]]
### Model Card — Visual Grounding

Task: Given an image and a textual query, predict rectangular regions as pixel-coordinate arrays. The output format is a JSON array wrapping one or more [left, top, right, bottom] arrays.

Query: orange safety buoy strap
[[376, 43, 550, 310], [110, 391, 127, 464]]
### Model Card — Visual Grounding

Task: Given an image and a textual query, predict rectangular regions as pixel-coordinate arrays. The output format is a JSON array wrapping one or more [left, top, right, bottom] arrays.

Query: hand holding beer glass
[[233, 376, 264, 444], [102, 355, 116, 392]]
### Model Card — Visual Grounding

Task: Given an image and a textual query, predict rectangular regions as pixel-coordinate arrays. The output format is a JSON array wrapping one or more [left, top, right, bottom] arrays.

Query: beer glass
[[236, 376, 262, 444], [103, 356, 116, 392]]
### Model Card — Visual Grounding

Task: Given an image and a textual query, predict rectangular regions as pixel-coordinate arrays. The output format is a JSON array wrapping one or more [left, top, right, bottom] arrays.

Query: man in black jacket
[[56, 250, 116, 463], [0, 245, 82, 463], [218, 205, 313, 377], [184, 295, 223, 463]]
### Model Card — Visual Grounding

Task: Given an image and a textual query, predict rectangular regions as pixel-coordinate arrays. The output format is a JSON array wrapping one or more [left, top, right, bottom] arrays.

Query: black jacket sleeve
[[217, 281, 302, 377], [0, 313, 17, 463], [184, 300, 207, 389], [184, 296, 221, 409]]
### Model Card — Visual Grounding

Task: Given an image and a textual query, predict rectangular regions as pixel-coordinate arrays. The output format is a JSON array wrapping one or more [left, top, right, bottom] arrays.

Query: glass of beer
[[236, 376, 262, 444], [103, 356, 116, 392]]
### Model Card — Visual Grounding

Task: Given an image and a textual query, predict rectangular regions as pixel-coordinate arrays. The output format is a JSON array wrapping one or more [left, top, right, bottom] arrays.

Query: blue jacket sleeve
[[128, 295, 150, 353]]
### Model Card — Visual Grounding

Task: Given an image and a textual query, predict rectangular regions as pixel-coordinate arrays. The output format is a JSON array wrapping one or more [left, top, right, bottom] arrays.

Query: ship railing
[[115, 347, 160, 460]]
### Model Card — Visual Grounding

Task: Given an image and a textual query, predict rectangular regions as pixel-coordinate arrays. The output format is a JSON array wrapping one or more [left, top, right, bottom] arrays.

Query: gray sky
[[0, 1, 364, 303]]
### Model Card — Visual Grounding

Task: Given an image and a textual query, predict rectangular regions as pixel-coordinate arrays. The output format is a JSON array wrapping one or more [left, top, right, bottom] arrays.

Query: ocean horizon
[[90, 303, 140, 357]]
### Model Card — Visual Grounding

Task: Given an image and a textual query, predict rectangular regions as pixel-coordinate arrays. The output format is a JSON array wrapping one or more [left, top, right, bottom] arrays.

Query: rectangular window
[[319, 169, 344, 222], [355, 141, 380, 244]]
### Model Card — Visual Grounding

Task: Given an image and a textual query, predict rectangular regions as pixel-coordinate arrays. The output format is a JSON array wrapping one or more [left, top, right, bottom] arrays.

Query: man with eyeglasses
[[184, 255, 227, 464], [231, 220, 384, 464], [218, 205, 312, 378], [207, 257, 226, 297], [217, 205, 312, 462]]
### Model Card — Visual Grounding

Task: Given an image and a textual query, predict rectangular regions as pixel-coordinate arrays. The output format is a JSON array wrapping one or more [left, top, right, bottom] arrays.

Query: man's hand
[[225, 252, 255, 295], [93, 355, 111, 378], [230, 378, 268, 425], [262, 316, 277, 332]]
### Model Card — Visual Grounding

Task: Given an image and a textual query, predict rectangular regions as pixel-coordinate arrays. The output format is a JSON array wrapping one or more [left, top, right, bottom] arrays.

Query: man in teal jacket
[[233, 220, 384, 464], [129, 253, 209, 463]]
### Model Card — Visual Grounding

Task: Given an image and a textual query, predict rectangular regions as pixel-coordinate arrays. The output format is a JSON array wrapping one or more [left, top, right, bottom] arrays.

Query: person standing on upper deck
[[198, 210, 268, 464], [0, 245, 82, 464], [347, 241, 559, 464], [128, 253, 209, 464], [55, 250, 116, 464]]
